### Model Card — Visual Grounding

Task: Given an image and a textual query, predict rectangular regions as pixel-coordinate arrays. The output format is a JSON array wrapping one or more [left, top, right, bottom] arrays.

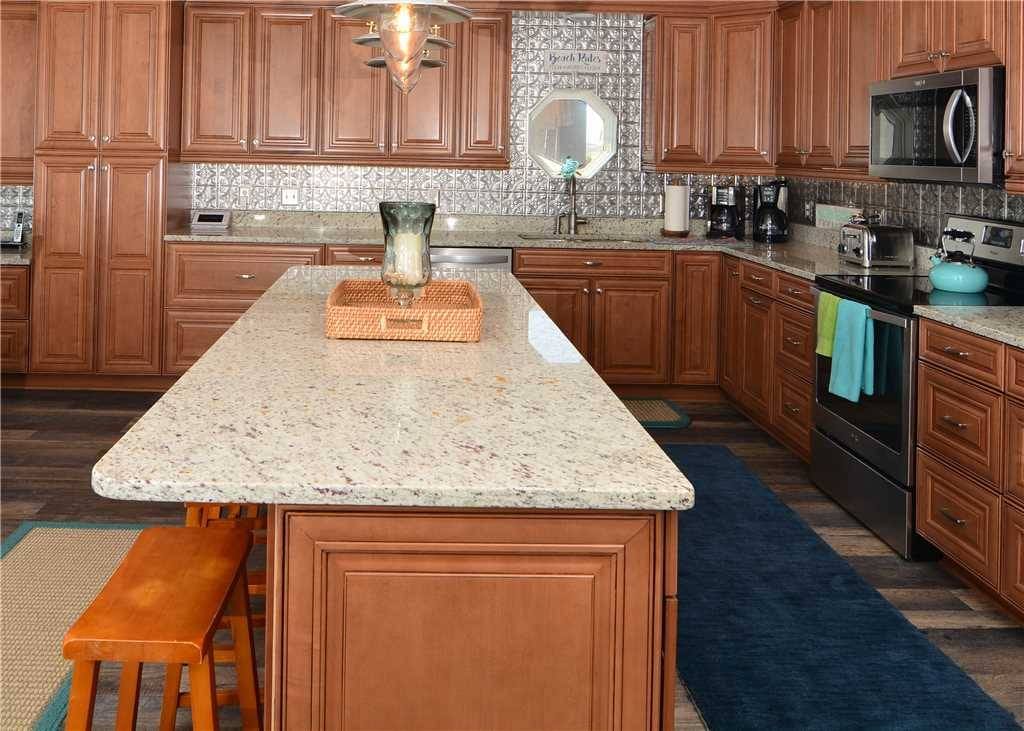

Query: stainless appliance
[[869, 66, 1004, 184], [838, 218, 915, 268], [430, 247, 512, 272], [189, 209, 232, 233], [707, 185, 746, 240], [753, 180, 789, 244], [812, 213, 1024, 559]]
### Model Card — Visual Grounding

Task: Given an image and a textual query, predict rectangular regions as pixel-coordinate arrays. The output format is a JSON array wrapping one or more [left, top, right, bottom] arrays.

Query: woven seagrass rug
[[622, 398, 692, 429], [0, 522, 142, 730]]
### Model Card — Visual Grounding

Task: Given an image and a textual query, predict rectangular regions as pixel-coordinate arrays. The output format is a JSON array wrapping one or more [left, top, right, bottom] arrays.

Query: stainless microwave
[[869, 67, 1004, 184]]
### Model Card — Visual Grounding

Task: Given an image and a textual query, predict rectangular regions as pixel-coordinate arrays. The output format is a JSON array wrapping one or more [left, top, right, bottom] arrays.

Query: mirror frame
[[527, 88, 619, 180]]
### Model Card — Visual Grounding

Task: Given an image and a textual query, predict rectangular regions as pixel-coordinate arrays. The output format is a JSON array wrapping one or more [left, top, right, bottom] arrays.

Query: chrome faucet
[[554, 176, 588, 236]]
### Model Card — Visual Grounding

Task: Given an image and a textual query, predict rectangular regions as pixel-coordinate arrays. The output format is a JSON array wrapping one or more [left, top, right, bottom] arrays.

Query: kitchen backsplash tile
[[0, 185, 32, 230]]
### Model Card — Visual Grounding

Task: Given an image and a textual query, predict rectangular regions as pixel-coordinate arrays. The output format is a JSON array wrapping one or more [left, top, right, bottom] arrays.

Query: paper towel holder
[[661, 176, 690, 238]]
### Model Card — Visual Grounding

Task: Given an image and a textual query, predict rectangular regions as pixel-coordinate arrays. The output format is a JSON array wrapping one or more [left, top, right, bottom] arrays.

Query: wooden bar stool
[[62, 527, 261, 731]]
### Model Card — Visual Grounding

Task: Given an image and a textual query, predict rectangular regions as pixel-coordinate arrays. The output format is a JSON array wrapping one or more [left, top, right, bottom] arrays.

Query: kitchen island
[[93, 266, 694, 730]]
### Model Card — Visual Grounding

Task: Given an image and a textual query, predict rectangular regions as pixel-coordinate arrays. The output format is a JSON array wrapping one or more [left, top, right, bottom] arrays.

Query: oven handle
[[868, 310, 911, 328]]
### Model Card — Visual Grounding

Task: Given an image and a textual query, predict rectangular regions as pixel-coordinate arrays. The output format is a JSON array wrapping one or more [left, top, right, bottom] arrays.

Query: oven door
[[868, 67, 1002, 183], [814, 307, 917, 486]]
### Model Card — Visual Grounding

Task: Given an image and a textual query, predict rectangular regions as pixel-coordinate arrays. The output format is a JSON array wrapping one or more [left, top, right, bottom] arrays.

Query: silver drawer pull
[[748, 296, 765, 305], [582, 287, 590, 294], [750, 274, 766, 282], [940, 415, 968, 430], [356, 256, 377, 262], [729, 271, 740, 277], [582, 260, 602, 267], [786, 287, 804, 296], [236, 273, 257, 280], [784, 337, 803, 347], [939, 508, 966, 527], [941, 345, 970, 359], [783, 402, 801, 415]]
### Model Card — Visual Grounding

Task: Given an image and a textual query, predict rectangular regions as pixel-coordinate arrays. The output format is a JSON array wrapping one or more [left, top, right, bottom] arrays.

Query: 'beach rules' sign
[[544, 50, 610, 74]]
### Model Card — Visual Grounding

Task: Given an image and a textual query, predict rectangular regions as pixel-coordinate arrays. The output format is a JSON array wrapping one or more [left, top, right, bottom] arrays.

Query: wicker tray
[[325, 279, 483, 342]]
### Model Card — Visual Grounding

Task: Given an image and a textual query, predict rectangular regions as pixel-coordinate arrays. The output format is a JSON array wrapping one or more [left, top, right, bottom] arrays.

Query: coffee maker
[[753, 180, 789, 244], [707, 185, 746, 240]]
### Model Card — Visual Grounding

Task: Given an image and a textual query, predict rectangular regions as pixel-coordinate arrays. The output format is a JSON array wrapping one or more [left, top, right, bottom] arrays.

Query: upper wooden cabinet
[[37, 1, 174, 153], [320, 15, 387, 158], [889, 0, 1007, 78], [834, 0, 888, 172], [0, 1, 39, 184], [457, 12, 511, 162], [390, 23, 457, 161], [1007, 0, 1024, 193]]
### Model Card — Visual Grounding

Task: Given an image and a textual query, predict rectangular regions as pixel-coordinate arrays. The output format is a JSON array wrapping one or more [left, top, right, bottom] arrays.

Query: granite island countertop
[[92, 266, 695, 511]]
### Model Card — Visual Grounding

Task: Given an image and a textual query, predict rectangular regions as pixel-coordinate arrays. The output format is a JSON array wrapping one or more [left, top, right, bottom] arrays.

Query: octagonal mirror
[[527, 89, 618, 179]]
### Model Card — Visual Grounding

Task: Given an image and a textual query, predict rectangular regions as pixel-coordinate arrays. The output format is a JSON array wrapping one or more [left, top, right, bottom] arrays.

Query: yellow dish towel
[[816, 292, 840, 357]]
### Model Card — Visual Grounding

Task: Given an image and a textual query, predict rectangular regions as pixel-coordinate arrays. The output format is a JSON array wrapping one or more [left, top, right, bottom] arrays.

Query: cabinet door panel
[[774, 3, 805, 168], [36, 1, 100, 150], [673, 253, 720, 385], [889, 0, 942, 78], [836, 0, 887, 170], [1, 266, 31, 320], [517, 277, 590, 360], [182, 6, 250, 154], [458, 12, 510, 162], [593, 278, 671, 384], [97, 155, 163, 373], [1007, 1, 1024, 188], [390, 25, 456, 160], [163, 309, 239, 375], [102, 1, 167, 151], [0, 3, 39, 183], [710, 12, 772, 167], [30, 155, 97, 373], [804, 1, 836, 168], [0, 320, 28, 373], [943, 0, 1006, 70], [1003, 503, 1024, 612], [739, 288, 772, 422], [320, 14, 387, 158], [660, 16, 709, 165], [1006, 400, 1024, 504], [720, 258, 743, 398], [252, 7, 318, 154]]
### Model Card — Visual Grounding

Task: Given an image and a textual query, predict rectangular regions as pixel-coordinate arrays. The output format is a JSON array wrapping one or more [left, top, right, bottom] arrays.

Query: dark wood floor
[[2, 390, 1022, 728]]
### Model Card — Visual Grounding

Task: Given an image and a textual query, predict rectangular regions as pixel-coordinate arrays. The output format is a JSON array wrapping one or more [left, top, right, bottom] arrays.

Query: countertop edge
[[914, 306, 1024, 350]]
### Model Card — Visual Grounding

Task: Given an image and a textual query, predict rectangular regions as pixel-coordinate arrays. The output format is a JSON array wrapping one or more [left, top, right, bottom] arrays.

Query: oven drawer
[[773, 273, 814, 311], [740, 261, 774, 294], [916, 451, 1001, 588], [773, 304, 814, 380], [917, 363, 1003, 487], [514, 249, 672, 278], [919, 319, 1004, 390]]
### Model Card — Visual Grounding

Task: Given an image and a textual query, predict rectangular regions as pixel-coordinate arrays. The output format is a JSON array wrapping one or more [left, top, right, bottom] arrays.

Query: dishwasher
[[430, 247, 513, 273]]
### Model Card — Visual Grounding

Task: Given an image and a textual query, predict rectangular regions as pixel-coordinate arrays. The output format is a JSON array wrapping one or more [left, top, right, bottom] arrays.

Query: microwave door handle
[[943, 89, 966, 165]]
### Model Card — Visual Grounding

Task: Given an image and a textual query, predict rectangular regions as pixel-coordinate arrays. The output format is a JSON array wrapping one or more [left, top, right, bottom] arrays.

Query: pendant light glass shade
[[378, 3, 430, 64], [385, 56, 423, 93]]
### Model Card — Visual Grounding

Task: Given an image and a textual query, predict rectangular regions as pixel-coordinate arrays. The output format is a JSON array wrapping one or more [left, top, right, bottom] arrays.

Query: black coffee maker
[[707, 185, 746, 240], [753, 180, 789, 244]]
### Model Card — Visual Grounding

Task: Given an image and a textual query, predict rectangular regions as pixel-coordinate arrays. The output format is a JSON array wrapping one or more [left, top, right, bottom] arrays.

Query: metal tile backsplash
[[0, 185, 33, 230], [192, 11, 664, 218]]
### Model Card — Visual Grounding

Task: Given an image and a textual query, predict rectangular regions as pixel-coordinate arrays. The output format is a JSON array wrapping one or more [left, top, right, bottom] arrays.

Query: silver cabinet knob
[[252, 139, 260, 146], [939, 50, 951, 58], [102, 135, 110, 143], [86, 163, 95, 171], [378, 142, 385, 151], [595, 287, 604, 294], [239, 139, 246, 148], [760, 150, 768, 156], [1004, 150, 1015, 158], [88, 135, 96, 142], [784, 337, 802, 347], [101, 163, 109, 171], [356, 256, 377, 263], [582, 287, 590, 294], [236, 273, 257, 280], [784, 402, 801, 415]]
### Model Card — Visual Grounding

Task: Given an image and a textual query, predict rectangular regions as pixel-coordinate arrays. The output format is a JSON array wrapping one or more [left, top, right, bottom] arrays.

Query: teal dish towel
[[828, 299, 875, 402]]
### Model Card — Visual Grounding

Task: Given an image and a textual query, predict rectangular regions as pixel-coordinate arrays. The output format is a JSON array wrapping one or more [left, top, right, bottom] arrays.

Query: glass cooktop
[[816, 273, 1024, 314]]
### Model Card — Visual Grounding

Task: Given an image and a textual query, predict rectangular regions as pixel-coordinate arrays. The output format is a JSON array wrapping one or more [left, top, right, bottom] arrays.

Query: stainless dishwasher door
[[430, 247, 513, 272]]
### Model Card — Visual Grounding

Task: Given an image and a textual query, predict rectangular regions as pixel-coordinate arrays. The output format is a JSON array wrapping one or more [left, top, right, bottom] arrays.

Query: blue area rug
[[665, 444, 1021, 731]]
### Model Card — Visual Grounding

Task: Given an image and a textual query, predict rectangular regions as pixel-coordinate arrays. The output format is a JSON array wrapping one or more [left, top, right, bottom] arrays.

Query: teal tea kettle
[[929, 228, 989, 294]]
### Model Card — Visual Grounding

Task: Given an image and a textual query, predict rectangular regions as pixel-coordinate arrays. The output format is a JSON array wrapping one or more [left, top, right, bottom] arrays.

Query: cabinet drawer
[[918, 363, 1003, 487], [740, 261, 775, 294], [1007, 348, 1024, 401], [916, 451, 1001, 588], [773, 272, 814, 311], [1007, 400, 1024, 505], [514, 249, 672, 278], [773, 303, 814, 380], [0, 266, 29, 319], [164, 244, 324, 310], [325, 245, 384, 266], [919, 319, 1004, 390], [771, 368, 812, 459], [163, 309, 240, 375], [0, 320, 28, 373], [1002, 503, 1024, 611]]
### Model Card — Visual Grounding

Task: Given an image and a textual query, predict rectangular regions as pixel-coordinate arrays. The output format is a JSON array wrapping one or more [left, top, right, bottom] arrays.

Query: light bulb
[[379, 3, 429, 63]]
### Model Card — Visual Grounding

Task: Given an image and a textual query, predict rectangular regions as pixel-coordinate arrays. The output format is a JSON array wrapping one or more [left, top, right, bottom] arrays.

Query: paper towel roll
[[664, 184, 690, 235]]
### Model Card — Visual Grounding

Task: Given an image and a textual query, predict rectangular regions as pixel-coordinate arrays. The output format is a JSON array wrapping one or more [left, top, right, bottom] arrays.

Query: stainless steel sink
[[517, 233, 654, 244]]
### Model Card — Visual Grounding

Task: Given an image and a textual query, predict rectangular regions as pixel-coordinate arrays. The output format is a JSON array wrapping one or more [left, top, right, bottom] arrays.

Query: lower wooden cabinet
[[592, 278, 671, 384], [720, 257, 743, 399], [1008, 399, 1024, 503], [772, 368, 813, 459], [269, 507, 673, 730], [738, 287, 773, 423], [163, 309, 239, 375], [917, 450, 1002, 589], [1003, 501, 1024, 611], [515, 277, 590, 357], [0, 320, 29, 373], [324, 245, 384, 266], [772, 303, 814, 381], [0, 266, 30, 319], [673, 253, 720, 385]]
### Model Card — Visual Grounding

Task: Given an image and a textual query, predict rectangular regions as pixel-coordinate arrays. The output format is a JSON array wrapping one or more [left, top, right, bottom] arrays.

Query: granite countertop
[[0, 236, 31, 266], [914, 306, 1024, 350], [92, 266, 695, 511]]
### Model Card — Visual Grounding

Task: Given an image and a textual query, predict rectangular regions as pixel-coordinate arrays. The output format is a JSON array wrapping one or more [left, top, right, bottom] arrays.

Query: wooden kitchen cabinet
[[592, 278, 671, 384], [720, 257, 743, 399], [182, 6, 251, 154], [0, 320, 29, 373], [835, 0, 888, 172], [96, 155, 164, 374], [458, 12, 511, 163], [1007, 400, 1024, 505], [390, 24, 457, 161], [774, 2, 805, 169], [320, 14, 387, 159], [251, 6, 318, 154], [1, 266, 30, 320], [709, 11, 773, 169], [889, 0, 1006, 78], [0, 1, 38, 183], [1003, 502, 1024, 611], [35, 1, 100, 150], [772, 367, 813, 459], [889, 0, 943, 77], [738, 288, 773, 423], [163, 309, 239, 375], [1007, 0, 1024, 193], [673, 253, 719, 385], [30, 154, 97, 373], [516, 277, 591, 359]]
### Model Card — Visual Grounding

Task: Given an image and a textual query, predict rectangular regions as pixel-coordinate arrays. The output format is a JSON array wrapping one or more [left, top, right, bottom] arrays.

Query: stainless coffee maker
[[707, 185, 746, 240]]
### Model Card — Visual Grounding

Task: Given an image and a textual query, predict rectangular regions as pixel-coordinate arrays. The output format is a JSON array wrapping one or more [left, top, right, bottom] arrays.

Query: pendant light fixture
[[335, 1, 472, 93]]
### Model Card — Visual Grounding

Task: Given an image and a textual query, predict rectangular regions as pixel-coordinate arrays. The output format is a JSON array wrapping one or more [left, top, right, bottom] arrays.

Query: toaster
[[838, 221, 914, 268]]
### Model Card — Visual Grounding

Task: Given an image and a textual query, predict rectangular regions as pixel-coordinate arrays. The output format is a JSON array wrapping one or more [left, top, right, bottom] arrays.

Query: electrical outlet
[[281, 188, 299, 206]]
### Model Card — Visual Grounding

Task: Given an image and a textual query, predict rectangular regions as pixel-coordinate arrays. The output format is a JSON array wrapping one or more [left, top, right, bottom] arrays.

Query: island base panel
[[265, 506, 678, 731]]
